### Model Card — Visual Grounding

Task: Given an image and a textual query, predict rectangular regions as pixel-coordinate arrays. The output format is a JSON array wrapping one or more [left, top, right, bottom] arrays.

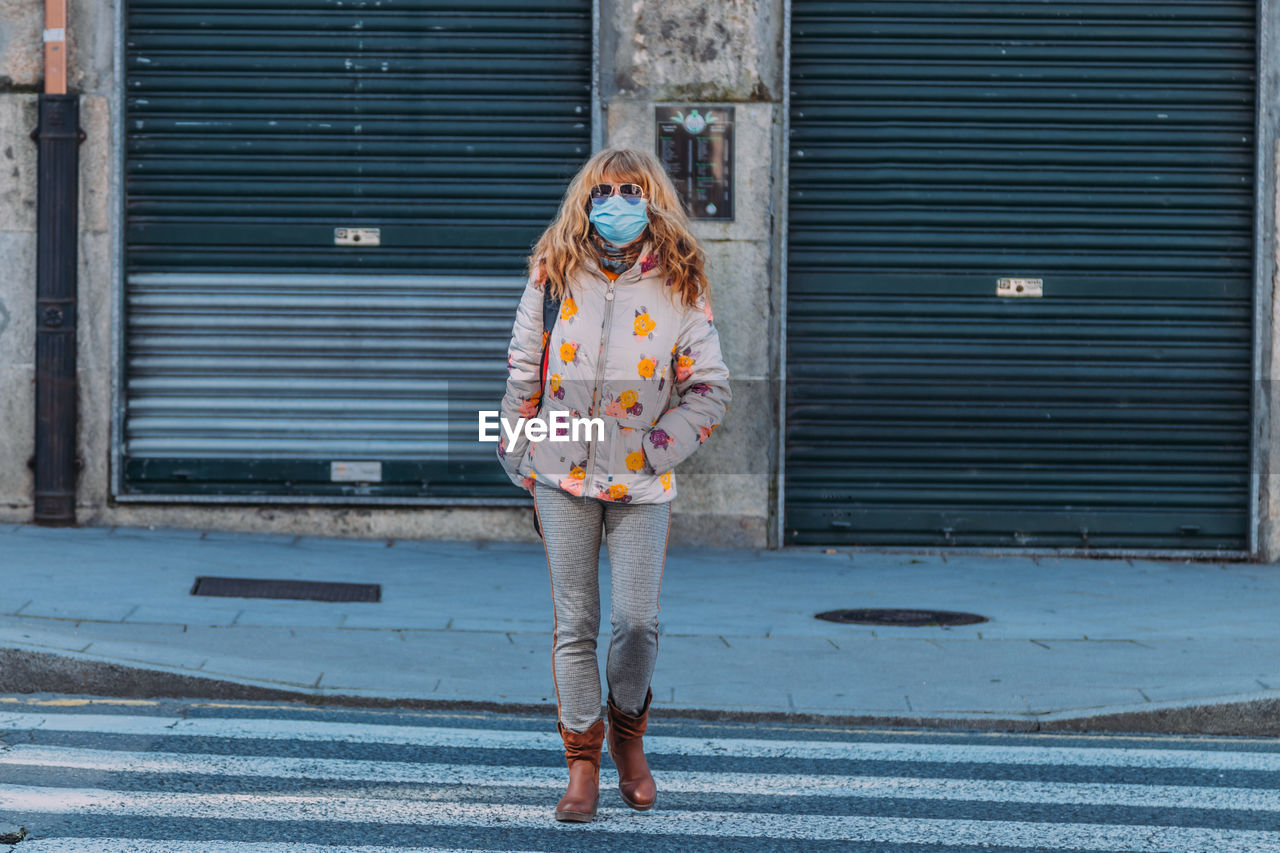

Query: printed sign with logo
[[655, 106, 734, 221]]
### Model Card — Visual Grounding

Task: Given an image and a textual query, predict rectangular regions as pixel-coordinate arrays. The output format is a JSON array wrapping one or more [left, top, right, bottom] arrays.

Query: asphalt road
[[2, 694, 1280, 852]]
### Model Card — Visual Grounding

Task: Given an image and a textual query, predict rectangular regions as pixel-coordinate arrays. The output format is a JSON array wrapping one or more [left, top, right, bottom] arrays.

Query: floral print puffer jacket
[[497, 246, 731, 504]]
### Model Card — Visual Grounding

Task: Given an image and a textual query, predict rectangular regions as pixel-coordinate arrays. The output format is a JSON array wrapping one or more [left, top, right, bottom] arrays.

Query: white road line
[[2, 711, 1279, 771], [0, 843, 531, 853], [2, 743, 1277, 812], [3, 785, 1279, 851]]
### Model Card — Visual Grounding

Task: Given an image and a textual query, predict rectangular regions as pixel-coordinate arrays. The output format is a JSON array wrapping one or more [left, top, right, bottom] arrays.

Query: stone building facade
[[1, 1, 1278, 557]]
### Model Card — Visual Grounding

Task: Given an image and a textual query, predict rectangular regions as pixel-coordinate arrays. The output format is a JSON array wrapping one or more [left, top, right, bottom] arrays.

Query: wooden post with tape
[[43, 0, 67, 95]]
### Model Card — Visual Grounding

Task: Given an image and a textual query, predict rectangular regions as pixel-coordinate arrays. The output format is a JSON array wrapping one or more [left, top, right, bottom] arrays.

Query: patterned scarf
[[591, 229, 644, 277]]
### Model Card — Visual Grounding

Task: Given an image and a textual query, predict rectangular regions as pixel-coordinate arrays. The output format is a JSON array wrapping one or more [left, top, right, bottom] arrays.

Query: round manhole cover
[[815, 608, 988, 627]]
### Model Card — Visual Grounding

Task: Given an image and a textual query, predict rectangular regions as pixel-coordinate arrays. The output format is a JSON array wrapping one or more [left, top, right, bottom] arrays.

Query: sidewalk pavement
[[2, 522, 1279, 735]]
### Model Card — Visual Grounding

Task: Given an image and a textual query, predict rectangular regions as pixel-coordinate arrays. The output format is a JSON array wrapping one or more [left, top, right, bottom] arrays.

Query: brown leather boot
[[554, 718, 604, 822], [606, 688, 656, 811]]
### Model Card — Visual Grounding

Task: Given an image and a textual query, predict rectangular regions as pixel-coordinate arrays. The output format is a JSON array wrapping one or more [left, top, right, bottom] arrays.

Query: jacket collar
[[583, 241, 657, 286]]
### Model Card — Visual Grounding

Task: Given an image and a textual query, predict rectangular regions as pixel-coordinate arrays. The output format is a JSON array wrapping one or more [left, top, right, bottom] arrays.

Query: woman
[[496, 147, 731, 822]]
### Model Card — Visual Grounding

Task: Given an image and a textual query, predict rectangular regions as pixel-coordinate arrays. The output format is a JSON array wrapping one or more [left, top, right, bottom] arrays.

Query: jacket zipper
[[582, 276, 617, 490]]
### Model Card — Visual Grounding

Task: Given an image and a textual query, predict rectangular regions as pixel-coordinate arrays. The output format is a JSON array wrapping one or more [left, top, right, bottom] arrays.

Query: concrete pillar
[[0, 0, 43, 521], [1256, 0, 1279, 560], [0, 0, 114, 524], [601, 0, 784, 546]]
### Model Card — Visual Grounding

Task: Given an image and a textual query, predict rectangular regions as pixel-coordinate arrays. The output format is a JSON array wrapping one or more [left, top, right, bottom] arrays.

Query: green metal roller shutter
[[785, 1, 1256, 550], [120, 0, 592, 499]]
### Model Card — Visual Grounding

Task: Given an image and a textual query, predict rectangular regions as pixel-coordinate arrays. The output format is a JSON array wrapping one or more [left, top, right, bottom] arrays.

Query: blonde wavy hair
[[529, 147, 709, 309]]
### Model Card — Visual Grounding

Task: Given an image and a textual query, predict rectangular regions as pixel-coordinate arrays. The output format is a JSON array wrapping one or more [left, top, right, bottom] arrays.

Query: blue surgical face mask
[[588, 195, 649, 247]]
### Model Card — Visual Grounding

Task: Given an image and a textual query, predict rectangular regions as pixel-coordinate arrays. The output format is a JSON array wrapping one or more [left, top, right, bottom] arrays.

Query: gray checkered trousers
[[533, 481, 672, 732]]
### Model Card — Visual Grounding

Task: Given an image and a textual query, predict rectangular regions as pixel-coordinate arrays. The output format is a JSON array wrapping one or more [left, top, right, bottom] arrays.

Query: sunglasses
[[589, 182, 646, 205]]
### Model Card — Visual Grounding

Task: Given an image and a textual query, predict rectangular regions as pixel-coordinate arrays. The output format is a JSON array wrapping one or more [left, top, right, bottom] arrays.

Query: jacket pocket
[[608, 422, 655, 478]]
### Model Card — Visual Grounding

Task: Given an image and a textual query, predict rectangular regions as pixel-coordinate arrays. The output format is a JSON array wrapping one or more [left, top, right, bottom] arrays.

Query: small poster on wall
[[655, 106, 734, 221]]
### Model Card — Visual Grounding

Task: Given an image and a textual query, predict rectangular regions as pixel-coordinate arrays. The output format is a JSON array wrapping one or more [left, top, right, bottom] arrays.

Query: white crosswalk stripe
[[2, 706, 1279, 852], [0, 843, 528, 853], [6, 785, 1280, 850], [2, 710, 1277, 770], [3, 743, 1278, 812]]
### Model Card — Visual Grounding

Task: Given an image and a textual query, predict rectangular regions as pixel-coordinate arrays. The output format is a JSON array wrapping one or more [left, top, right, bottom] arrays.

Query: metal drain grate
[[191, 576, 381, 603], [815, 608, 987, 627]]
